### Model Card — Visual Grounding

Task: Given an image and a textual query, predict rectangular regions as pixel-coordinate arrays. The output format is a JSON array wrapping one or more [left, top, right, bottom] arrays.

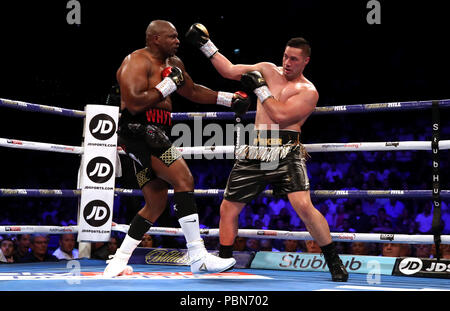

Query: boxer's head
[[146, 20, 180, 57], [282, 37, 311, 80]]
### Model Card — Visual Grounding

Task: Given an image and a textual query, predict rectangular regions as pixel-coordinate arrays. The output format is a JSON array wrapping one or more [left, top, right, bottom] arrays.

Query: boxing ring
[[1, 97, 450, 293]]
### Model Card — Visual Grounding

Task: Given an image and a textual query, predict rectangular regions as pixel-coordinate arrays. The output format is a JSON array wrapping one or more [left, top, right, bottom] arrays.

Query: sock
[[127, 214, 153, 240], [219, 244, 233, 258], [178, 213, 202, 244], [173, 191, 198, 219], [118, 234, 142, 255]]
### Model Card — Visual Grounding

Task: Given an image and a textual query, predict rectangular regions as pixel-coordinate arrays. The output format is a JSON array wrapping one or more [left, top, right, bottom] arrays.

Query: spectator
[[383, 199, 405, 221], [334, 204, 349, 230], [349, 203, 371, 232], [239, 205, 256, 228], [283, 239, 302, 252], [252, 205, 271, 229], [395, 207, 415, 234], [52, 234, 79, 260], [381, 243, 409, 257], [14, 234, 31, 261], [350, 242, 369, 255], [336, 218, 355, 232], [139, 234, 154, 248], [18, 234, 59, 263], [246, 238, 260, 252], [442, 244, 450, 259], [305, 240, 322, 254], [415, 202, 433, 233], [325, 163, 343, 187], [260, 239, 279, 252], [233, 236, 248, 252], [91, 242, 109, 260], [368, 215, 378, 232], [0, 238, 16, 263], [441, 208, 450, 234], [362, 198, 383, 217], [107, 236, 121, 257], [372, 219, 395, 233], [413, 244, 432, 258], [0, 248, 6, 263], [268, 197, 288, 216]]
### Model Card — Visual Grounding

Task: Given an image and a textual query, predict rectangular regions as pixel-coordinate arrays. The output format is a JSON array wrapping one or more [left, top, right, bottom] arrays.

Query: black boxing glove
[[216, 91, 251, 116], [155, 66, 185, 98], [106, 83, 121, 106], [240, 71, 273, 103], [231, 91, 251, 116], [185, 23, 218, 58]]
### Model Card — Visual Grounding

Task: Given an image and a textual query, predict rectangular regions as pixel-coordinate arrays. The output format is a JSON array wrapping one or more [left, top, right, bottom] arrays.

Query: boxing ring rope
[[1, 188, 450, 199], [2, 97, 450, 119], [2, 136, 450, 155], [1, 97, 450, 249], [0, 224, 449, 244]]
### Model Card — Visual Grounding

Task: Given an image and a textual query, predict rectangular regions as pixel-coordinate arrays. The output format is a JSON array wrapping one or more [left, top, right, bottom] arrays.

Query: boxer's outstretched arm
[[185, 23, 271, 81], [170, 56, 219, 104], [210, 52, 274, 81]]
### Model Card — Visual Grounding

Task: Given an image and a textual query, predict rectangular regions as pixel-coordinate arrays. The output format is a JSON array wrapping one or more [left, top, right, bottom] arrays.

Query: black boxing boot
[[320, 242, 349, 282]]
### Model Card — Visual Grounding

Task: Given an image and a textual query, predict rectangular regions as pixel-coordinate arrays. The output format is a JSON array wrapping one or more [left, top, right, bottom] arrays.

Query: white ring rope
[[1, 137, 450, 155], [0, 224, 448, 245]]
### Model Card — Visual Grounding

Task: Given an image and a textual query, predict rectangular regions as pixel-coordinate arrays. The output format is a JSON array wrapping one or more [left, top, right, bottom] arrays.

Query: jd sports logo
[[399, 258, 423, 275], [86, 157, 113, 183], [89, 114, 116, 140], [83, 200, 110, 227]]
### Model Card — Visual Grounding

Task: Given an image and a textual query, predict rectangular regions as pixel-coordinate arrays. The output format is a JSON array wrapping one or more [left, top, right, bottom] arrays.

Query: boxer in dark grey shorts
[[224, 130, 310, 203], [186, 23, 348, 281]]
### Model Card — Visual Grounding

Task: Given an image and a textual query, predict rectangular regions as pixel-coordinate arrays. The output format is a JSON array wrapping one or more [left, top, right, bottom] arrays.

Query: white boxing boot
[[103, 235, 140, 277], [188, 240, 236, 274], [103, 250, 132, 277]]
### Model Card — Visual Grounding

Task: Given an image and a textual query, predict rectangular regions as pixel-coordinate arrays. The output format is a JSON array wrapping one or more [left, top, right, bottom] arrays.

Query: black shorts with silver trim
[[224, 130, 310, 203]]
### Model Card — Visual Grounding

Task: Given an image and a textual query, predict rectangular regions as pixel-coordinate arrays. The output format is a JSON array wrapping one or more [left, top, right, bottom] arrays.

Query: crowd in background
[[1, 95, 450, 263]]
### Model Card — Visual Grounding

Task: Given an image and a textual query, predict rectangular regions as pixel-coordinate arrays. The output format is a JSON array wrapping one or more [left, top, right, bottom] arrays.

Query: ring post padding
[[77, 105, 119, 243]]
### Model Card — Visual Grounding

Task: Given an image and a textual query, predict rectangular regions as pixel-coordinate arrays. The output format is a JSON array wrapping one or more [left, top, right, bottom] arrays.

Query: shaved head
[[146, 20, 176, 39], [144, 20, 180, 57]]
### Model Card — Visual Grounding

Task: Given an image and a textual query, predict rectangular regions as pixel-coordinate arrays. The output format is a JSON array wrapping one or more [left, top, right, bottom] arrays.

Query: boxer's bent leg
[[104, 179, 169, 277], [219, 199, 245, 258], [218, 159, 267, 258], [139, 177, 169, 223], [287, 190, 332, 247], [288, 190, 348, 282], [126, 178, 169, 243], [151, 156, 236, 273]]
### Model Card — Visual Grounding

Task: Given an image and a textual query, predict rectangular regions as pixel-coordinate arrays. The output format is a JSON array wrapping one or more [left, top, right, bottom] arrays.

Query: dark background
[[0, 1, 448, 224]]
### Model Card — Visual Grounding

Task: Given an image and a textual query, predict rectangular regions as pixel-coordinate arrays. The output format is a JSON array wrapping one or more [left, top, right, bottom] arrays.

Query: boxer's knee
[[220, 200, 244, 220]]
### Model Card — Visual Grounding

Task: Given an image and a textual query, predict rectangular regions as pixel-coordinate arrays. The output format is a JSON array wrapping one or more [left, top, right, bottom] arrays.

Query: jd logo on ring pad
[[83, 200, 111, 227], [89, 114, 116, 140], [86, 157, 113, 183]]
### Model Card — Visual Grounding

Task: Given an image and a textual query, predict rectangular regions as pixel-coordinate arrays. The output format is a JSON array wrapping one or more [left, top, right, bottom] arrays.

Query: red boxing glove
[[155, 66, 185, 98]]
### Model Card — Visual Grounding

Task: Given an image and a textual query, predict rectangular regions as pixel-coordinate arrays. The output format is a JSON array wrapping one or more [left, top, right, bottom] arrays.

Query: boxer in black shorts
[[117, 107, 181, 188], [187, 24, 348, 281], [224, 129, 310, 203], [104, 20, 250, 277]]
